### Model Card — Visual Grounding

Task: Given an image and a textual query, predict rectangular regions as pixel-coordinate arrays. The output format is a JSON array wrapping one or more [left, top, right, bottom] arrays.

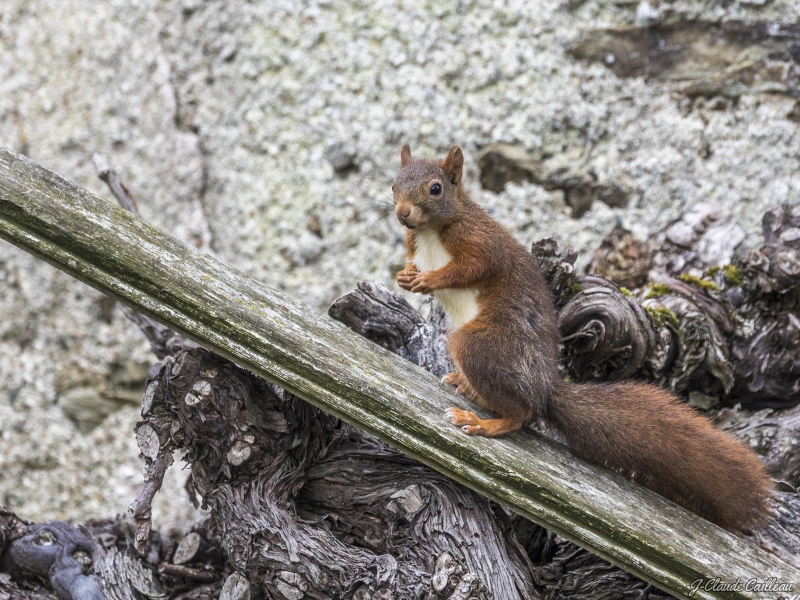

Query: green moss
[[678, 273, 719, 291], [619, 287, 632, 297], [705, 264, 743, 287], [645, 305, 680, 331], [722, 264, 744, 287], [570, 282, 583, 293], [644, 283, 671, 299]]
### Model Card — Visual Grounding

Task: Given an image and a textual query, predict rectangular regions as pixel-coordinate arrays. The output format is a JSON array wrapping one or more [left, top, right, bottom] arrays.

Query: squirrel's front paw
[[397, 264, 435, 294], [396, 265, 419, 291], [408, 272, 435, 294]]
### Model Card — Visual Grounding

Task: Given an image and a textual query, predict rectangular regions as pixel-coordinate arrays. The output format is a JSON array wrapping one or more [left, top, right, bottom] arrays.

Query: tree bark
[[582, 202, 800, 410]]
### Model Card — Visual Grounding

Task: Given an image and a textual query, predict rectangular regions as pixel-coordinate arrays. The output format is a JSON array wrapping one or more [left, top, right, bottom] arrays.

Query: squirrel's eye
[[430, 183, 442, 196]]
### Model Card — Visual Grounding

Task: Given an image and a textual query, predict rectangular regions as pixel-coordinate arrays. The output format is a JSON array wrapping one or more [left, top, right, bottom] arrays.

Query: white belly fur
[[412, 230, 479, 330]]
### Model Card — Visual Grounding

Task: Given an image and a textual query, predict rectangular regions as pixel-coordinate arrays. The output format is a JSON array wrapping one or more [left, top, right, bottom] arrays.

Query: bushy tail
[[550, 381, 773, 532]]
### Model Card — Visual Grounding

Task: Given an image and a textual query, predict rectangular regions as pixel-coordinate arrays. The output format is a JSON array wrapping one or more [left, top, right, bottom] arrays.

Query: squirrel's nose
[[397, 209, 410, 223]]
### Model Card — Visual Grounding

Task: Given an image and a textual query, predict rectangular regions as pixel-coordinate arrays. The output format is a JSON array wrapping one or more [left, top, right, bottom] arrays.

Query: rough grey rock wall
[[0, 0, 797, 525]]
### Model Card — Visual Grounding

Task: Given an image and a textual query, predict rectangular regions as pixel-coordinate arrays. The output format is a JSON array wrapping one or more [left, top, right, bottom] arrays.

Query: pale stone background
[[0, 0, 797, 530]]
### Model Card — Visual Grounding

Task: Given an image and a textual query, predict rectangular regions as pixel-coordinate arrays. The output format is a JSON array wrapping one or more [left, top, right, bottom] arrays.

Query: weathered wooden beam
[[0, 146, 797, 599]]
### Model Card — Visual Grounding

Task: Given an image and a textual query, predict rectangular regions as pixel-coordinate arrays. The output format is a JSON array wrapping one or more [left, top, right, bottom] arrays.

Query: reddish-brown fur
[[392, 144, 773, 533]]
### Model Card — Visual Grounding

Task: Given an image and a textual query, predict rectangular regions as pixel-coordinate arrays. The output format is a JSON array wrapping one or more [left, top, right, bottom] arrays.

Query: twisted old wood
[[0, 146, 797, 600]]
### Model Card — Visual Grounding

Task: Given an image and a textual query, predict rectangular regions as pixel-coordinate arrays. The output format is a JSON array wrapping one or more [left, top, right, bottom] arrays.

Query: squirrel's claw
[[462, 425, 485, 435]]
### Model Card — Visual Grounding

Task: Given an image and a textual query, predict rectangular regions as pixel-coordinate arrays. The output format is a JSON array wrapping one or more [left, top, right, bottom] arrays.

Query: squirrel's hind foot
[[442, 372, 460, 386], [442, 372, 480, 401], [445, 407, 523, 437], [446, 406, 480, 427]]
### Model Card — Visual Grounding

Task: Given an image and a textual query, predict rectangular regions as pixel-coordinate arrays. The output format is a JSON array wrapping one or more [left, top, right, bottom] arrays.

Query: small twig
[[117, 303, 199, 360], [92, 153, 198, 359], [129, 455, 170, 519], [129, 454, 171, 553], [92, 153, 139, 214]]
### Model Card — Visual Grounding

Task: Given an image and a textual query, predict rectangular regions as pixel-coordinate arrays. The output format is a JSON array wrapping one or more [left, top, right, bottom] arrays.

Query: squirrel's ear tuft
[[441, 144, 464, 185], [400, 144, 412, 167]]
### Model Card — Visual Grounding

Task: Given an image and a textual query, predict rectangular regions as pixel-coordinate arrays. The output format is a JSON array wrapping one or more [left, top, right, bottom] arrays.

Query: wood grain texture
[[135, 347, 530, 598], [0, 145, 797, 599]]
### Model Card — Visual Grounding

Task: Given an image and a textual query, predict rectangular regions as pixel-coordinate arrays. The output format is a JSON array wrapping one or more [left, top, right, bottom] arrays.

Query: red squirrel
[[392, 143, 772, 532]]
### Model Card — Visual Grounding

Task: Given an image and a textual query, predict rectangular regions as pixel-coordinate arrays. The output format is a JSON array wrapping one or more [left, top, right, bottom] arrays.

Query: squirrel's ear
[[400, 144, 412, 167], [441, 144, 464, 185]]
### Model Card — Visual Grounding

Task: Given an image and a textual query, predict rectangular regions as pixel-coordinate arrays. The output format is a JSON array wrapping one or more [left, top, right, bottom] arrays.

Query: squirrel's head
[[392, 144, 465, 231]]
